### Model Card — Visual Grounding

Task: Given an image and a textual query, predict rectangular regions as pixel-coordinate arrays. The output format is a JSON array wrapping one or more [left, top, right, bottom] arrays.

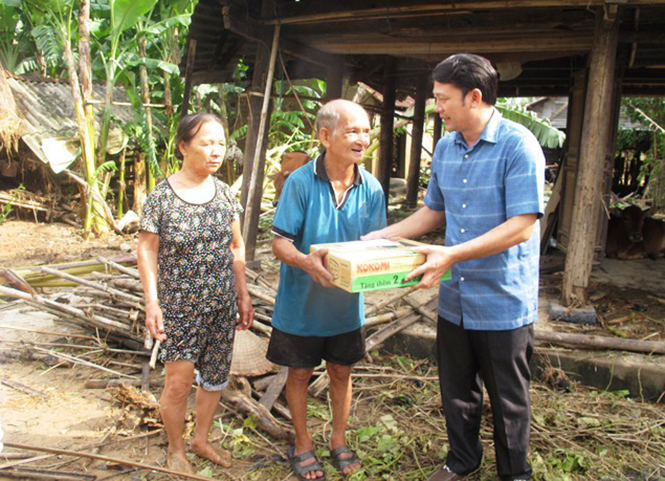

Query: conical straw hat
[[230, 329, 276, 376]]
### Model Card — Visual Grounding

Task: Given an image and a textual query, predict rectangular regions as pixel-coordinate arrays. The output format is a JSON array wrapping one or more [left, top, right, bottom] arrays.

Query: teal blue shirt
[[424, 110, 545, 330], [271, 156, 387, 336]]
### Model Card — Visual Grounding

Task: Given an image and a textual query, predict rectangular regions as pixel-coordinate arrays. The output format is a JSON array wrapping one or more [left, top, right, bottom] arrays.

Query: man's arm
[[407, 213, 539, 288], [362, 205, 446, 241], [272, 236, 334, 287]]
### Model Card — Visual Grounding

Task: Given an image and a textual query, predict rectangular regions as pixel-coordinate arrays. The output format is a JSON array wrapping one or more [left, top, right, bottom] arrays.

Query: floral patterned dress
[[139, 177, 242, 391]]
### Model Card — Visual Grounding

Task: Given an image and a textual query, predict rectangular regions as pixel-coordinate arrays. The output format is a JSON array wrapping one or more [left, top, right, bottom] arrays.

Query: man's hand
[[236, 294, 254, 330], [406, 245, 456, 289], [145, 300, 167, 341], [304, 248, 335, 287], [360, 229, 392, 241]]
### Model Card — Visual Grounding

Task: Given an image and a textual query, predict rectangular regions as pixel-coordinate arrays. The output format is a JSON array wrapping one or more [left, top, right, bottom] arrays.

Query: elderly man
[[364, 54, 544, 481], [267, 99, 386, 480]]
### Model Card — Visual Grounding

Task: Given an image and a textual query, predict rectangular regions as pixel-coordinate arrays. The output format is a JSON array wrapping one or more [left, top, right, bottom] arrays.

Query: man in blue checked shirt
[[268, 99, 386, 480], [364, 54, 544, 481]]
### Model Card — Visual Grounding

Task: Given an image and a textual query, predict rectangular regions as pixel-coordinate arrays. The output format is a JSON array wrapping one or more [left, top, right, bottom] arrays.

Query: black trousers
[[437, 316, 534, 481]]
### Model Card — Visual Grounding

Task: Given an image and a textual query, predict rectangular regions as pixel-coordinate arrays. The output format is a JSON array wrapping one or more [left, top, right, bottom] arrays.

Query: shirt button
[[460, 228, 466, 233], [460, 277, 465, 282], [463, 178, 468, 184], [462, 204, 467, 208], [464, 154, 469, 159]]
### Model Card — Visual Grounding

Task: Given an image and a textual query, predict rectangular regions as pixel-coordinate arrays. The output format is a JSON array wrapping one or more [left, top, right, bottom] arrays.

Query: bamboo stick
[[0, 467, 95, 480], [3, 442, 233, 481], [1, 379, 48, 398], [0, 325, 95, 340], [32, 346, 138, 379], [96, 256, 140, 279]]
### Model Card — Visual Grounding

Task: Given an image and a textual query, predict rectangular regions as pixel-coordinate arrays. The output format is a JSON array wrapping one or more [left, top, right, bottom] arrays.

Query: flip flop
[[167, 452, 195, 474], [287, 446, 327, 480], [190, 443, 233, 468], [330, 446, 361, 476]]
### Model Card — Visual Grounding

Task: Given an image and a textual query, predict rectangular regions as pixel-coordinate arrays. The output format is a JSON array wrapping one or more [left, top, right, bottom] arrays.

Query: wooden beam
[[562, 8, 620, 306], [263, 1, 665, 26], [379, 57, 396, 205], [300, 32, 593, 55], [406, 73, 428, 208]]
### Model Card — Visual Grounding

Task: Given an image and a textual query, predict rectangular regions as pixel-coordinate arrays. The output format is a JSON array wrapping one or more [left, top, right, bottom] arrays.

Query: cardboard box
[[310, 239, 452, 293]]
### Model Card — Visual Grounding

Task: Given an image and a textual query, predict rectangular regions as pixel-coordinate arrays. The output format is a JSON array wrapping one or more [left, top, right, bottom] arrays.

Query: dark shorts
[[266, 326, 366, 368]]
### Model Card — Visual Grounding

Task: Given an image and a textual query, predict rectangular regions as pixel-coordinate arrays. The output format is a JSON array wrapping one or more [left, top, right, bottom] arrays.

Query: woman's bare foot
[[190, 441, 232, 468], [167, 451, 194, 474]]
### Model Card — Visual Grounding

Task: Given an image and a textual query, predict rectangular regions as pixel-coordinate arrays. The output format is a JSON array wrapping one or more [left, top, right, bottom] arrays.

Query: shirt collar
[[454, 107, 502, 147], [313, 154, 363, 185]]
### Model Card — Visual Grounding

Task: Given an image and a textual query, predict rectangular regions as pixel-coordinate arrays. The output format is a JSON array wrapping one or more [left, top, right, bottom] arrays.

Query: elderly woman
[[137, 112, 253, 473]]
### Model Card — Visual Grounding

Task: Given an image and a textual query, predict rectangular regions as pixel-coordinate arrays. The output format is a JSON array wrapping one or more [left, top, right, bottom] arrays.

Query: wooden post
[[379, 57, 397, 204], [242, 24, 281, 259], [324, 55, 344, 102], [406, 74, 428, 208], [432, 113, 442, 151], [562, 8, 620, 307], [181, 39, 197, 120]]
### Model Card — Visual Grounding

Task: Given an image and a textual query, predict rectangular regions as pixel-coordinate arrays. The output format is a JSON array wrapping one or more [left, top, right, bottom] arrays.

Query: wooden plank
[[258, 367, 288, 410], [563, 8, 620, 306]]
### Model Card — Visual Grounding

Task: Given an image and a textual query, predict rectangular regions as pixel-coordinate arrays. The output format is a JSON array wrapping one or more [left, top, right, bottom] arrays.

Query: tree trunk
[[133, 153, 147, 216]]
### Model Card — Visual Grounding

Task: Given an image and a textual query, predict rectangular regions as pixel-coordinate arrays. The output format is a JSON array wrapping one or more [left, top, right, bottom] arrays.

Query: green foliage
[[0, 184, 24, 225], [496, 100, 566, 149]]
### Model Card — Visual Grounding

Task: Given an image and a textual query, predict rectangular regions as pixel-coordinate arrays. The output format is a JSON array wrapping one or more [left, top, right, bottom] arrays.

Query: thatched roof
[[0, 65, 25, 155]]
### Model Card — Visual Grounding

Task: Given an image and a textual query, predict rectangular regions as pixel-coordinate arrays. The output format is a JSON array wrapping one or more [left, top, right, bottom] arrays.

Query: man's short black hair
[[431, 53, 499, 106]]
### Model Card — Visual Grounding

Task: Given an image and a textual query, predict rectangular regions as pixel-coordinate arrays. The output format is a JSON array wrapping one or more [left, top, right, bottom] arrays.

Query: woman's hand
[[145, 300, 167, 341], [236, 294, 254, 330]]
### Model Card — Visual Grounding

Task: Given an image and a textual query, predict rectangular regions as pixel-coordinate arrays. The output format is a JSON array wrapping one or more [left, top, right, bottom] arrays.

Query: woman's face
[[179, 121, 227, 175]]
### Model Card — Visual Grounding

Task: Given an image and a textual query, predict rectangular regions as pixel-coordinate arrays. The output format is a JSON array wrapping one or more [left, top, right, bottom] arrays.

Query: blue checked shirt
[[424, 110, 545, 330]]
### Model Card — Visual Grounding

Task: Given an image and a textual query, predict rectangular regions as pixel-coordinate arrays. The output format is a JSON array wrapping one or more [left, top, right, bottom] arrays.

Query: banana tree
[[95, 0, 158, 168]]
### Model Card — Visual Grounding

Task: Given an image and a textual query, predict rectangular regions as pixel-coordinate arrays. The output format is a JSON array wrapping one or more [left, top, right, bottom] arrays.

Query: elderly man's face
[[324, 107, 371, 164]]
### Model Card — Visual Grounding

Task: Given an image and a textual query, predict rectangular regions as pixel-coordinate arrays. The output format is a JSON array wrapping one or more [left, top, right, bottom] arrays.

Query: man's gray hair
[[316, 101, 342, 134]]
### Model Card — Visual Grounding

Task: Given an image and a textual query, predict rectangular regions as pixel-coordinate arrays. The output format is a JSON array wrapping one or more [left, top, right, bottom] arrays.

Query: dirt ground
[[1, 219, 664, 480]]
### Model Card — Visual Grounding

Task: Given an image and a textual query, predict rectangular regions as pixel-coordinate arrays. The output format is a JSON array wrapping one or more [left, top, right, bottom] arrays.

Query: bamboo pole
[[0, 285, 136, 338], [40, 267, 143, 307], [242, 24, 281, 248]]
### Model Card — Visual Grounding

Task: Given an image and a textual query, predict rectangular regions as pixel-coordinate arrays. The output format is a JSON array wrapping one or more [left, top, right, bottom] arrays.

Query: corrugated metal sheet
[[8, 77, 136, 138]]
